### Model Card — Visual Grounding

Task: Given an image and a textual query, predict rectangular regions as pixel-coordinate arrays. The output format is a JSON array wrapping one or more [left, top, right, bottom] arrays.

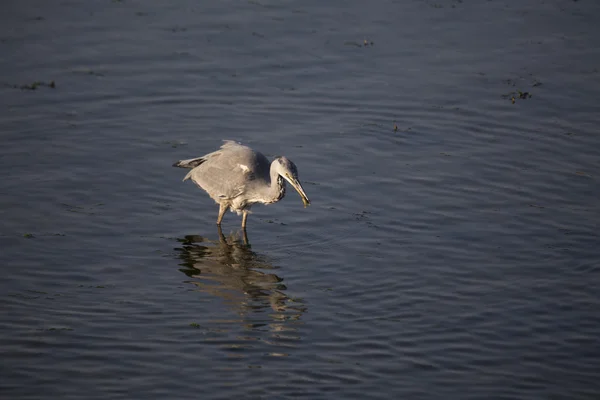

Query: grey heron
[[173, 140, 310, 229]]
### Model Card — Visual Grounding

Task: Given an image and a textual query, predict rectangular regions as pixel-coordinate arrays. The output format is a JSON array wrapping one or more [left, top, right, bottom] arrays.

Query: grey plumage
[[173, 141, 310, 229]]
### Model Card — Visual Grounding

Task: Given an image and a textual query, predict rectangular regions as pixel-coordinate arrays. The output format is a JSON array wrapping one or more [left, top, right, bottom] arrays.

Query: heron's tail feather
[[172, 156, 206, 169]]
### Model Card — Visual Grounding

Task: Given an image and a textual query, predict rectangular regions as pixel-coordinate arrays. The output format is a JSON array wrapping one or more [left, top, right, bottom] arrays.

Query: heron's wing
[[173, 141, 245, 169], [185, 144, 268, 201], [220, 140, 245, 149], [173, 156, 206, 169]]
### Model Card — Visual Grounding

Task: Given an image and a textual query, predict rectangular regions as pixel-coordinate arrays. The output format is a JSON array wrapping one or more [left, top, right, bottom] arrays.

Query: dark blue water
[[2, 0, 599, 398]]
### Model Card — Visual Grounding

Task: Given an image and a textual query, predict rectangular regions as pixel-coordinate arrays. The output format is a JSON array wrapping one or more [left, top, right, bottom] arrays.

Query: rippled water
[[2, 0, 600, 399]]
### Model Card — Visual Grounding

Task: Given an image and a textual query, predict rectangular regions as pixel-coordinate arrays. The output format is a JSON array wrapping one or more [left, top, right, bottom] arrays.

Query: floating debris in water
[[22, 232, 65, 238], [344, 39, 374, 47], [502, 74, 541, 103], [8, 80, 56, 90], [503, 90, 532, 104], [513, 91, 531, 103], [393, 123, 411, 133], [189, 323, 200, 328]]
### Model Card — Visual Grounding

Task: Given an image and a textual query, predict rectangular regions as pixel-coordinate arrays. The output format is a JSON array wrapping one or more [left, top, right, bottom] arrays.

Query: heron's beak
[[285, 175, 310, 208]]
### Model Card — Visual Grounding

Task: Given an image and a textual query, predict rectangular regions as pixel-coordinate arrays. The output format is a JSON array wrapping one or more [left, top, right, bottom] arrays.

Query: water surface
[[1, 0, 600, 399]]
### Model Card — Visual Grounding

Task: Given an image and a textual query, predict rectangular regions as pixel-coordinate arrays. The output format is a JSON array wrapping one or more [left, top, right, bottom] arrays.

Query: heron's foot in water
[[241, 228, 249, 247]]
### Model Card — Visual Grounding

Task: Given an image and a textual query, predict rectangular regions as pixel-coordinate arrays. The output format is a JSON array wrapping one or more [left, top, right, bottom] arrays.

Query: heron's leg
[[241, 210, 249, 230], [217, 224, 226, 244], [216, 203, 227, 225], [242, 229, 249, 247]]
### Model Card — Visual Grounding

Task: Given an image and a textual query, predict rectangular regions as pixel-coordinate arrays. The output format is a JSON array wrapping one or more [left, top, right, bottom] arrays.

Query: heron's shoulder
[[220, 141, 268, 163], [220, 140, 251, 152]]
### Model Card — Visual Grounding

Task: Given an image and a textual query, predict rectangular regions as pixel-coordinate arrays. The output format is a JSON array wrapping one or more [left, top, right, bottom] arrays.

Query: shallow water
[[1, 0, 600, 399]]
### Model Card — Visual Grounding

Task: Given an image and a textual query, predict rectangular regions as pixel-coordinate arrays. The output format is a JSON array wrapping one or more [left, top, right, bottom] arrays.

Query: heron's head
[[274, 156, 310, 207]]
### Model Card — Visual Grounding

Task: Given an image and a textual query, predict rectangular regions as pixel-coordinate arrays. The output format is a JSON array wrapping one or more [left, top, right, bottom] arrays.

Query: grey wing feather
[[173, 140, 243, 169], [173, 156, 206, 169], [220, 140, 243, 149], [181, 140, 263, 201]]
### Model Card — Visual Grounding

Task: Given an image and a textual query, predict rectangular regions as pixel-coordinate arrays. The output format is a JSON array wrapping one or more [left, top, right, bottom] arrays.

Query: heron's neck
[[263, 164, 286, 204]]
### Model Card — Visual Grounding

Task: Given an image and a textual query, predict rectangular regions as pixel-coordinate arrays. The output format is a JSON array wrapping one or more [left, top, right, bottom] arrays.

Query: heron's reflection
[[175, 227, 305, 322]]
